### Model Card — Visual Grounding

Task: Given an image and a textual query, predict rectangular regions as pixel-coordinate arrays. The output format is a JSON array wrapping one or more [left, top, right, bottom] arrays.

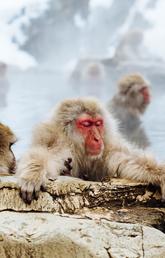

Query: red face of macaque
[[139, 86, 150, 104], [76, 114, 104, 156]]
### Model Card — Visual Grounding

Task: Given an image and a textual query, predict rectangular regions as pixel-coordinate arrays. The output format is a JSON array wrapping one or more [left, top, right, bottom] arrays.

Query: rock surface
[[0, 211, 165, 258], [0, 175, 165, 257], [0, 176, 163, 213]]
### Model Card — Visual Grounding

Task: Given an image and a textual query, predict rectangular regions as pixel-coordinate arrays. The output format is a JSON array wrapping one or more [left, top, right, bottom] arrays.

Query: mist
[[0, 0, 165, 160]]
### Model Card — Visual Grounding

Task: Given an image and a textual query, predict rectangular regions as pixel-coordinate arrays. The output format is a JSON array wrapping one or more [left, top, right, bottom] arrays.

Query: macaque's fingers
[[19, 179, 42, 204], [33, 190, 40, 201], [20, 189, 33, 204], [19, 189, 27, 203], [62, 158, 73, 176], [26, 191, 34, 204], [67, 158, 72, 164], [10, 169, 16, 174], [64, 158, 72, 171], [40, 184, 46, 192]]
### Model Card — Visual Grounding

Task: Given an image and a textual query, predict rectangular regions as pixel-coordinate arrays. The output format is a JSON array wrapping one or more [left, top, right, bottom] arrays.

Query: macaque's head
[[70, 59, 105, 86], [72, 59, 105, 82], [118, 74, 151, 113], [0, 123, 17, 174], [81, 61, 105, 82], [56, 98, 106, 159]]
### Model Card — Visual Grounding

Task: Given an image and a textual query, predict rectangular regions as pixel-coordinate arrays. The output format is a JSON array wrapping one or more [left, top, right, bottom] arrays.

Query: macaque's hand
[[60, 158, 72, 176], [19, 176, 46, 204]]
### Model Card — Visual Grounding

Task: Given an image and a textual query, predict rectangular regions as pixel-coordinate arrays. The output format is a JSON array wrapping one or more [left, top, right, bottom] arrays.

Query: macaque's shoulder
[[32, 122, 58, 147]]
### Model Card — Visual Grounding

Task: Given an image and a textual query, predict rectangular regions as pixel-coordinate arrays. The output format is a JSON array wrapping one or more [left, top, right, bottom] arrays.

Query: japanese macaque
[[0, 123, 17, 174], [113, 29, 144, 63], [17, 98, 165, 204], [70, 59, 106, 98], [107, 74, 151, 149]]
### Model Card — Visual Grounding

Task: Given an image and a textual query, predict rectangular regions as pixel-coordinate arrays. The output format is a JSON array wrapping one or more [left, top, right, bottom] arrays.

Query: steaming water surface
[[0, 67, 165, 163], [0, 68, 76, 158]]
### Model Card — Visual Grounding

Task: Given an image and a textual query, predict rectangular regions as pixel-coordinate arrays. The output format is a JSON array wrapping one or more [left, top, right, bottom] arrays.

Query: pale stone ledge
[[0, 211, 165, 258]]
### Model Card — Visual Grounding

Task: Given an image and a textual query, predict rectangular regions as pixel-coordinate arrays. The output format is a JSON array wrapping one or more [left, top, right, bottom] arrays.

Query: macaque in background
[[113, 29, 144, 63], [107, 74, 151, 149], [17, 97, 165, 204], [0, 123, 17, 174], [70, 59, 106, 98]]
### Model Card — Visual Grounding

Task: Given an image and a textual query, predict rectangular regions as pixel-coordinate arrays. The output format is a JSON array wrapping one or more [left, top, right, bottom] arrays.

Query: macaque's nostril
[[94, 136, 99, 142]]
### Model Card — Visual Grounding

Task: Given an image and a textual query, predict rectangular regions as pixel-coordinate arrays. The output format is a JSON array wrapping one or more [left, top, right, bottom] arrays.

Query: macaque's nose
[[92, 127, 101, 142], [94, 135, 99, 142]]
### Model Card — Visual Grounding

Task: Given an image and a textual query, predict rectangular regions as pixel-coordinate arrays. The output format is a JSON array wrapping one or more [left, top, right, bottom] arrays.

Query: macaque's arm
[[107, 151, 165, 199], [17, 146, 49, 203], [131, 126, 150, 149], [17, 145, 72, 204]]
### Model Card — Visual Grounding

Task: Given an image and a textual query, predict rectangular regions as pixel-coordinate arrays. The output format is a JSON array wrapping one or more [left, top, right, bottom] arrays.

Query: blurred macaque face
[[139, 86, 150, 104], [126, 83, 151, 107]]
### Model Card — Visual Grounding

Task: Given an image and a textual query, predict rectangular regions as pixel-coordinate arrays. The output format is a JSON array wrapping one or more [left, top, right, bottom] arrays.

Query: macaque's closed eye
[[95, 120, 103, 126], [79, 119, 103, 128], [80, 120, 93, 127]]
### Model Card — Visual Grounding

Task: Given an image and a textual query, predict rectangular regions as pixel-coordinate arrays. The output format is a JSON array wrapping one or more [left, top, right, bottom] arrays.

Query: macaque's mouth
[[87, 150, 103, 160], [86, 147, 103, 156]]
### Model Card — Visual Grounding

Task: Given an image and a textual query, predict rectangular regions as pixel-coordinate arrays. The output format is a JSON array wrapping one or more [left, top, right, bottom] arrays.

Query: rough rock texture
[[0, 211, 165, 258], [0, 176, 163, 213], [0, 175, 165, 257]]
